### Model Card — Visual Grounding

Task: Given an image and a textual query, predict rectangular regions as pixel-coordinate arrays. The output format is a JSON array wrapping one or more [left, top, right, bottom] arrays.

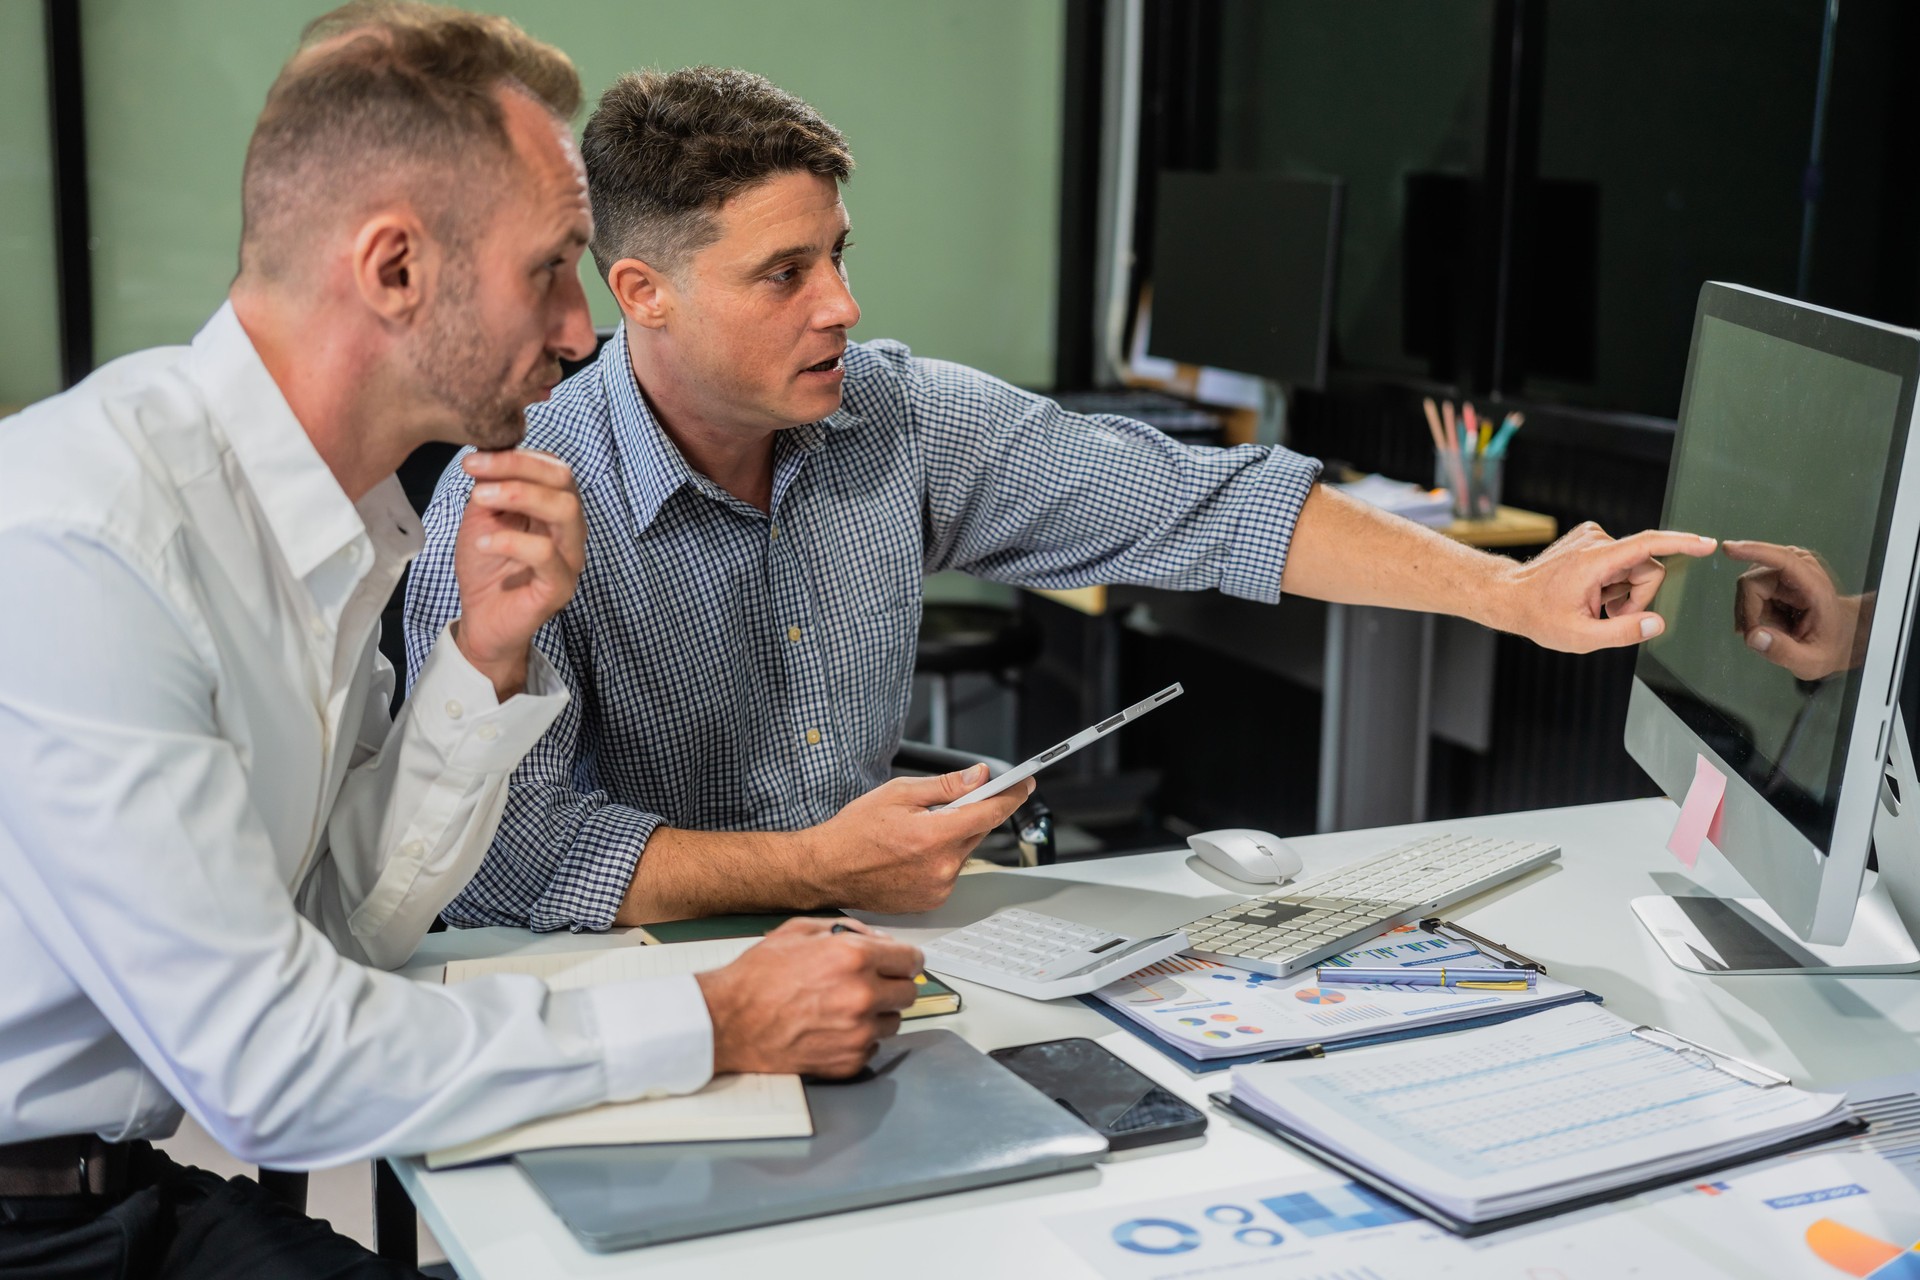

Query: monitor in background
[[1148, 171, 1342, 390], [1625, 282, 1920, 975]]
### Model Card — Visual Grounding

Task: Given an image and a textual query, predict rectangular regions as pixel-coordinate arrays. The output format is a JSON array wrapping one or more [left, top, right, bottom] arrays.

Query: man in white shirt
[[0, 5, 942, 1276]]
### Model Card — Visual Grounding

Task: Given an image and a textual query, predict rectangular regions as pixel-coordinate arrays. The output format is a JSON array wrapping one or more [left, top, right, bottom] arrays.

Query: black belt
[[0, 1135, 132, 1199]]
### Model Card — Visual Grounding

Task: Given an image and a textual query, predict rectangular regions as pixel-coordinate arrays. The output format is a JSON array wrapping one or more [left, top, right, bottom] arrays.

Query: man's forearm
[[1278, 484, 1524, 630], [613, 826, 826, 925]]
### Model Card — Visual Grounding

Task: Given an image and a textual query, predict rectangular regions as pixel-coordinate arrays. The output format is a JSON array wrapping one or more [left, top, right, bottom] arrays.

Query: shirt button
[[346, 544, 364, 565], [444, 699, 464, 720], [477, 723, 500, 742], [308, 617, 327, 639], [770, 525, 781, 540], [805, 728, 822, 746], [786, 625, 801, 643], [400, 839, 427, 860]]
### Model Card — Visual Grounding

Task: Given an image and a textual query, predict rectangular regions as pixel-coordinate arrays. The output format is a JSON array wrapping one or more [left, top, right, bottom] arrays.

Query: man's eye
[[769, 267, 797, 285]]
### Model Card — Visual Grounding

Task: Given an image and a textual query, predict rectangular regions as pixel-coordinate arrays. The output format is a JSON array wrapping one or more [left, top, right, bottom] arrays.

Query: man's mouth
[[800, 354, 843, 375]]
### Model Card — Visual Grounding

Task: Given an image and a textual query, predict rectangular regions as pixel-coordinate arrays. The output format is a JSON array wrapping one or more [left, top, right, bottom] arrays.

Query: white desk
[[392, 798, 1920, 1278]]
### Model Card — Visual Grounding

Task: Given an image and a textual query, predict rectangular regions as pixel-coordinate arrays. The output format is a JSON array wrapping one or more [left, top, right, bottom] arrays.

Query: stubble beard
[[411, 264, 531, 451]]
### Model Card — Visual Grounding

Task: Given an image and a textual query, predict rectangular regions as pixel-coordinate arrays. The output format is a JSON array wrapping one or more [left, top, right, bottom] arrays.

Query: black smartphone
[[989, 1037, 1206, 1152]]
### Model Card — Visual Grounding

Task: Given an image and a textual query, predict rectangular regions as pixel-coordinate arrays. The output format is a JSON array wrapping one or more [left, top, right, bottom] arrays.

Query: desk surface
[[394, 798, 1920, 1278]]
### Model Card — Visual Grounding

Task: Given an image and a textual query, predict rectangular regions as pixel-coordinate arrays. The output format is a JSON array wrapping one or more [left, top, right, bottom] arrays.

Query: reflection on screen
[[1640, 317, 1903, 851]]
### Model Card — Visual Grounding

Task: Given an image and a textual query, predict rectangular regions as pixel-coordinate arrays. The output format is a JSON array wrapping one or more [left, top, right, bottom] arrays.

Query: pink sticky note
[[1666, 754, 1728, 869]]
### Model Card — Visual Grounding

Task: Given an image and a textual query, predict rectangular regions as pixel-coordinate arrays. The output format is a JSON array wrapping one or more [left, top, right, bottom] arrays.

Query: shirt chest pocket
[[828, 599, 920, 765]]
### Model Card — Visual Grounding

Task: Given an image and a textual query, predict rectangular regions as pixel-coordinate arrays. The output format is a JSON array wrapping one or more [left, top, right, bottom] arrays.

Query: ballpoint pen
[[1315, 965, 1537, 989]]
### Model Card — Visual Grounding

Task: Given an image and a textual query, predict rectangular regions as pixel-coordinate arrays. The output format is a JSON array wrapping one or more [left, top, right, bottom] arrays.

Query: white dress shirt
[[0, 304, 713, 1169]]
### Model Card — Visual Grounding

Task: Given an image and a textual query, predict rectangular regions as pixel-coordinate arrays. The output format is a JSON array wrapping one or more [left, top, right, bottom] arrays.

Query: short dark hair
[[240, 0, 582, 281], [581, 67, 854, 279]]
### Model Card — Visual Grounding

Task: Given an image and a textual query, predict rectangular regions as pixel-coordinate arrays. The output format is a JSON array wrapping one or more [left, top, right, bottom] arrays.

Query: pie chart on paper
[[1293, 988, 1346, 1005]]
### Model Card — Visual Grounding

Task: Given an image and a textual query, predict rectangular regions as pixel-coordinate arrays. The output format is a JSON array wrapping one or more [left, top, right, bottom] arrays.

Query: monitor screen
[[1637, 310, 1914, 852], [1148, 171, 1342, 388]]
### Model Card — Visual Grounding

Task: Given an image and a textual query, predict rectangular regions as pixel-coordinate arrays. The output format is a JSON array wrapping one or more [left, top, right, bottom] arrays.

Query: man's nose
[[551, 270, 598, 361], [815, 267, 861, 332]]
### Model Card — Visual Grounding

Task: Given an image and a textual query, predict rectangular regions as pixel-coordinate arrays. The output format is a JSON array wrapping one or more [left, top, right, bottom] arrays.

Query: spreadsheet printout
[[1233, 1004, 1848, 1215]]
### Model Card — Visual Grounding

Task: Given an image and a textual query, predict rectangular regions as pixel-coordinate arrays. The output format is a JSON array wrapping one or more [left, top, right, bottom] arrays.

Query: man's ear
[[350, 209, 432, 325], [607, 256, 673, 330]]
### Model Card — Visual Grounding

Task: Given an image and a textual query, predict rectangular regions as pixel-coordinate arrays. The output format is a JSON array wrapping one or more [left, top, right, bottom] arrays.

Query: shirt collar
[[599, 323, 866, 532], [188, 302, 370, 581]]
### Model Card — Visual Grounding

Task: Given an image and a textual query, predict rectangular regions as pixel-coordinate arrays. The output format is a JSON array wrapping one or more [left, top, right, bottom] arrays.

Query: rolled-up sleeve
[[903, 353, 1322, 605]]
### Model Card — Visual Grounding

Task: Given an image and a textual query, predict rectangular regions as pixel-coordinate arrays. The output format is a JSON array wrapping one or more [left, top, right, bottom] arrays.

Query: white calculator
[[920, 908, 1190, 1000]]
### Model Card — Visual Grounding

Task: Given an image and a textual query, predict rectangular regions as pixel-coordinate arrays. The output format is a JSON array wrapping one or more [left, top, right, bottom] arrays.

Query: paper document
[[1094, 924, 1587, 1059], [1333, 473, 1455, 526], [428, 937, 811, 1168], [1231, 1003, 1850, 1224]]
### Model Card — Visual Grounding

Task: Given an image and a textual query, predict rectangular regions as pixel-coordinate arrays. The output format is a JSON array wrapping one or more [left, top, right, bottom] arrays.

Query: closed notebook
[[427, 938, 810, 1169]]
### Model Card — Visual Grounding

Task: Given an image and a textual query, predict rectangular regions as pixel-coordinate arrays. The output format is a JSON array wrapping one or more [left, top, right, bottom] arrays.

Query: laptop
[[516, 1028, 1109, 1252]]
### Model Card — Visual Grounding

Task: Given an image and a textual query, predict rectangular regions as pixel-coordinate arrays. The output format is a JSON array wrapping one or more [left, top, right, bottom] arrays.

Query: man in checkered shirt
[[405, 67, 1713, 934]]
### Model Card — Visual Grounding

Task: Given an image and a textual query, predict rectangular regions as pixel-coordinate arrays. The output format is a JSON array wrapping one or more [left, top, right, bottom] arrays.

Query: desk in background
[[1032, 505, 1557, 832], [390, 798, 1920, 1278]]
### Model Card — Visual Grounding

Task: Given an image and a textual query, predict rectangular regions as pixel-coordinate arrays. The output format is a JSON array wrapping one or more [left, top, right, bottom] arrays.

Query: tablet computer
[[935, 682, 1184, 811]]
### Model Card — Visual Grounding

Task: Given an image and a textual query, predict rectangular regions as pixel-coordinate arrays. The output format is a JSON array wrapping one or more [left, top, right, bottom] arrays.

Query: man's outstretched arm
[[1279, 484, 1718, 652]]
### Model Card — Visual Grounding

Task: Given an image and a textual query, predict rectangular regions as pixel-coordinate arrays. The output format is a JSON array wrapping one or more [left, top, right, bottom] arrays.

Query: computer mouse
[[1187, 828, 1303, 884]]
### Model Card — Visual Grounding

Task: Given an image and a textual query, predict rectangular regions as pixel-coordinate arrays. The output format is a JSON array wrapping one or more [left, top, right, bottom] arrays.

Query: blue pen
[[1485, 413, 1524, 459], [1315, 965, 1536, 989]]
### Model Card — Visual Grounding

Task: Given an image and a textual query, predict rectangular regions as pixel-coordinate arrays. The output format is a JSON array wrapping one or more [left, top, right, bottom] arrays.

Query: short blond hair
[[240, 0, 582, 280]]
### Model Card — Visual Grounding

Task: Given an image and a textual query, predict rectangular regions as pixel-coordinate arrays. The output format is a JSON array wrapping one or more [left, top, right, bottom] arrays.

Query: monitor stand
[[1631, 710, 1920, 976]]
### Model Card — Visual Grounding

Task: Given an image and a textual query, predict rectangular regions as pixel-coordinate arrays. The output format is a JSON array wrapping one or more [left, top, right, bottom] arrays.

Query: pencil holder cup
[[1434, 451, 1503, 521]]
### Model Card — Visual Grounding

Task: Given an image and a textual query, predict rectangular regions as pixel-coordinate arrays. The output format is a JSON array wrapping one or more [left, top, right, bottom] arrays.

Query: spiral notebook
[[1217, 1003, 1863, 1235]]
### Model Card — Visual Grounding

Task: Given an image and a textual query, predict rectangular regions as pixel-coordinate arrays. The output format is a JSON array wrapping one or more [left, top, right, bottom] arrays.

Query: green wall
[[37, 0, 1062, 392], [0, 4, 60, 409]]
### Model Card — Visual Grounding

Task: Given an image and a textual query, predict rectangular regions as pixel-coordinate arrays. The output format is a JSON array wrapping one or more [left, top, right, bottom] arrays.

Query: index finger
[[928, 778, 1034, 836], [850, 934, 925, 980], [1721, 539, 1798, 570], [463, 447, 576, 489], [1593, 529, 1717, 576]]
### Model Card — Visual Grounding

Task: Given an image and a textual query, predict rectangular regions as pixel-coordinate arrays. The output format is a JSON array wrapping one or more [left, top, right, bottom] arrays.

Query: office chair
[[913, 602, 1041, 749]]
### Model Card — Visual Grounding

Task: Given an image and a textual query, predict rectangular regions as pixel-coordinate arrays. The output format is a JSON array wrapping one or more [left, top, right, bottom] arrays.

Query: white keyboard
[[921, 908, 1191, 1000], [1177, 833, 1559, 977]]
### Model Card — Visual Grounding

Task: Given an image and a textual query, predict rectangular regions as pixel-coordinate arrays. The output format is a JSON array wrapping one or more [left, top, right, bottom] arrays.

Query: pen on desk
[[1315, 965, 1537, 989], [1258, 1043, 1326, 1063]]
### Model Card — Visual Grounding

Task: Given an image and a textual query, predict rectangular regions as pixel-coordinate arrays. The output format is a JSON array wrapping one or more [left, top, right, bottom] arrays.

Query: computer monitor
[[1624, 281, 1920, 975], [1148, 171, 1342, 390]]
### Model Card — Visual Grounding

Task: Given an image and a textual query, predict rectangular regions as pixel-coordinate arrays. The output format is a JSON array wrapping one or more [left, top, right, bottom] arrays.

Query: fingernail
[[1699, 535, 1715, 547], [970, 763, 989, 780], [476, 534, 493, 550], [473, 484, 497, 501], [1749, 628, 1772, 652], [1639, 615, 1661, 638]]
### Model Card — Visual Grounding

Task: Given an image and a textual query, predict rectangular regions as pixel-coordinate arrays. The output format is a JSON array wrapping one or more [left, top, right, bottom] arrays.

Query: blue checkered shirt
[[404, 327, 1321, 931]]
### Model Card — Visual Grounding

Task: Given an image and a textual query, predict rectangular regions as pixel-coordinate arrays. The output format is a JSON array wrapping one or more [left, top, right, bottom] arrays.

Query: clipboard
[[1078, 989, 1604, 1073], [1209, 1090, 1866, 1238], [1080, 917, 1594, 1073]]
